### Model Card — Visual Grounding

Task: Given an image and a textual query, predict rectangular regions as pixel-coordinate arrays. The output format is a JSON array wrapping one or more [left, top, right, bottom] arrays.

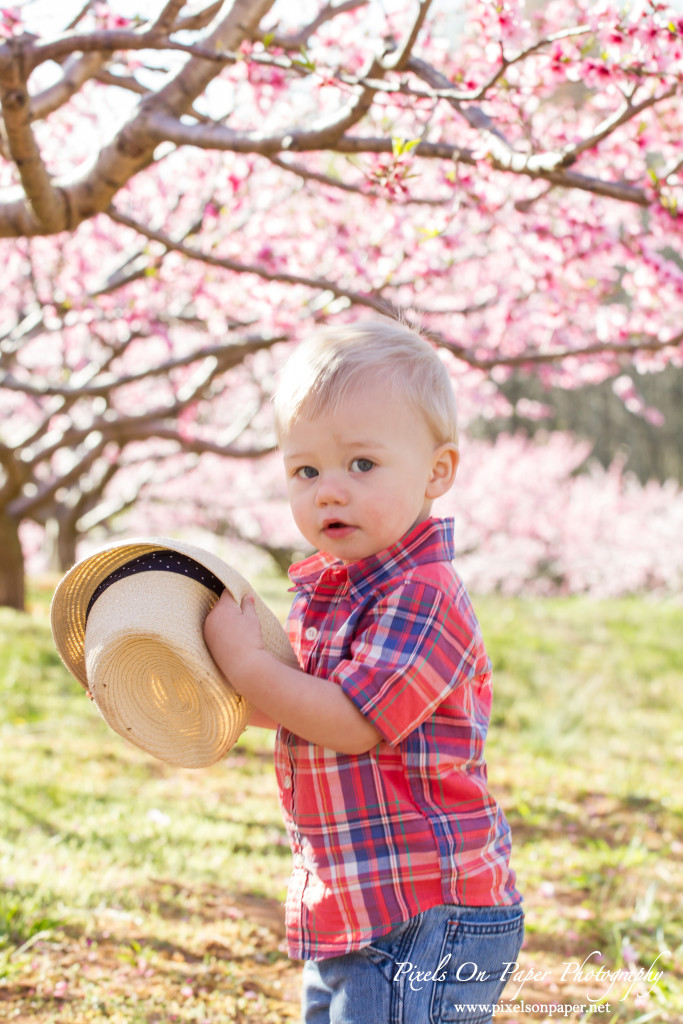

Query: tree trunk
[[45, 515, 79, 572], [57, 517, 78, 572], [0, 513, 25, 610]]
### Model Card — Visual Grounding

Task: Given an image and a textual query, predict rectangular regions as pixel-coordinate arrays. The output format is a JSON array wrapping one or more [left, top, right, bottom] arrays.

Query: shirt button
[[305, 626, 318, 641], [293, 853, 304, 868], [283, 776, 292, 789]]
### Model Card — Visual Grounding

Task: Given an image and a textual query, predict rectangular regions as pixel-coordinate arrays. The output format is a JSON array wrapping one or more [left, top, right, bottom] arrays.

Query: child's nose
[[314, 472, 348, 506]]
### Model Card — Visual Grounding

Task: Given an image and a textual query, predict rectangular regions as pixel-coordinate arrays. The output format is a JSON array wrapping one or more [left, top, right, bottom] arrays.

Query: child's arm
[[204, 592, 382, 755], [247, 709, 279, 730]]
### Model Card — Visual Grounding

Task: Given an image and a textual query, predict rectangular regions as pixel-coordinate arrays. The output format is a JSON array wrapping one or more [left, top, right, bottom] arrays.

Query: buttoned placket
[[280, 732, 301, 875], [297, 567, 350, 672], [284, 566, 351, 923]]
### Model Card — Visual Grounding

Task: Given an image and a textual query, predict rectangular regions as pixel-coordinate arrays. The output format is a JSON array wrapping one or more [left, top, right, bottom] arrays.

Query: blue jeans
[[301, 904, 524, 1024]]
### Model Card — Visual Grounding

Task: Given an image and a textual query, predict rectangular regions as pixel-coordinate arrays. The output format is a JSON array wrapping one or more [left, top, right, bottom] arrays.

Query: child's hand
[[203, 591, 267, 685]]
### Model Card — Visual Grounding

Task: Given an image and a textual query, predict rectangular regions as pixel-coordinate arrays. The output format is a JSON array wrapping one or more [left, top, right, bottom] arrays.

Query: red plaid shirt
[[276, 517, 521, 961]]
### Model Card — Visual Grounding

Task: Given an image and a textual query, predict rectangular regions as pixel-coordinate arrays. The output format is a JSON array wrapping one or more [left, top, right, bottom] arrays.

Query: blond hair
[[273, 317, 459, 446]]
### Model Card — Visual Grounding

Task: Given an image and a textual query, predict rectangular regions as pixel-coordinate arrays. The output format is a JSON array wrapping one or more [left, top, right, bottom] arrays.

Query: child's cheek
[[290, 494, 317, 544], [363, 495, 396, 534]]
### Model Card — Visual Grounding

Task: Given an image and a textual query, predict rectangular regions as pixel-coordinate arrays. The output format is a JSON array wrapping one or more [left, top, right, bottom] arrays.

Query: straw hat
[[51, 537, 297, 769]]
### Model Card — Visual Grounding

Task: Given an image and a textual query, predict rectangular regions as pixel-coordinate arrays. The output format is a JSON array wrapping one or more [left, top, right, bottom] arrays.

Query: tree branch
[[434, 327, 683, 371], [0, 306, 48, 360], [457, 23, 592, 101], [0, 336, 283, 398], [134, 109, 654, 207], [92, 68, 151, 96], [29, 51, 107, 121], [267, 153, 448, 205], [0, 0, 432, 237], [65, 1, 96, 32], [0, 6, 676, 237], [63, 456, 120, 526], [405, 57, 654, 206], [380, 0, 432, 72], [14, 332, 133, 453], [146, 8, 429, 158], [0, 0, 276, 237], [0, 439, 28, 505], [256, 0, 369, 51], [174, 1, 225, 34], [9, 434, 108, 518], [0, 39, 70, 231], [107, 204, 398, 315], [153, 0, 189, 32], [15, 332, 282, 473], [126, 427, 275, 458], [5, 27, 232, 73], [559, 83, 678, 166]]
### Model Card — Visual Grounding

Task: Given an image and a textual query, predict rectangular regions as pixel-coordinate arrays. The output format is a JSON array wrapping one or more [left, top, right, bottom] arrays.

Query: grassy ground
[[0, 574, 681, 1023]]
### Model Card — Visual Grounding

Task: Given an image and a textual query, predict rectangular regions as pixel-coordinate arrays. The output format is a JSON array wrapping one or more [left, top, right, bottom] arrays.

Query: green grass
[[479, 595, 683, 1022], [0, 577, 681, 1022]]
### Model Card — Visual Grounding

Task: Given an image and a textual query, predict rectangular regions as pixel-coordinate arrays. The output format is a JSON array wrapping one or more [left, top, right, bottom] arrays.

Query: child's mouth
[[323, 521, 355, 536]]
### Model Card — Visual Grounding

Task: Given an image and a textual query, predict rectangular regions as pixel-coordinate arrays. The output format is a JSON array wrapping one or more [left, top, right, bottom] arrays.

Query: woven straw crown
[[51, 537, 297, 768]]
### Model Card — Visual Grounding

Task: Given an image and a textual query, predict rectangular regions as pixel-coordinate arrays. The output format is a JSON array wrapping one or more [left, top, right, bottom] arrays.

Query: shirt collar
[[288, 517, 456, 597]]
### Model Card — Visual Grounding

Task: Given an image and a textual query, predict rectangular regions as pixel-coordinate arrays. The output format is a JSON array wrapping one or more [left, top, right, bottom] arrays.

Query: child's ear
[[426, 442, 459, 499]]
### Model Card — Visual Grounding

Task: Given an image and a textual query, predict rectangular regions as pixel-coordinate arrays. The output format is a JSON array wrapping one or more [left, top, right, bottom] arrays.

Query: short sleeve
[[331, 577, 486, 746]]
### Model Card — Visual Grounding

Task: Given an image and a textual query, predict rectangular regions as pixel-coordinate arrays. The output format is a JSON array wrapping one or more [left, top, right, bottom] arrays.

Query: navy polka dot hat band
[[50, 536, 297, 767], [85, 550, 225, 622]]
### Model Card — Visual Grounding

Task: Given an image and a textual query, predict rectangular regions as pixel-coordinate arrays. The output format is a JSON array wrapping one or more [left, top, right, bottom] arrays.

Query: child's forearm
[[247, 708, 279, 730], [202, 593, 385, 753], [204, 593, 381, 754], [224, 648, 380, 754]]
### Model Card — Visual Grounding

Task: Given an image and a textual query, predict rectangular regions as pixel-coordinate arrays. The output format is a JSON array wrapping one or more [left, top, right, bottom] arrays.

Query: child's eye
[[350, 458, 374, 473], [295, 465, 319, 479]]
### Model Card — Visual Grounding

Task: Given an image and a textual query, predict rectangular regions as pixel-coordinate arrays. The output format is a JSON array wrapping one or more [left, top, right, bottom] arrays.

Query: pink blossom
[[0, 6, 21, 36]]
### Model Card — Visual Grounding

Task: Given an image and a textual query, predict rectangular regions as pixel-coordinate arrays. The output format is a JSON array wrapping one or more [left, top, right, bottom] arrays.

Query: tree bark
[[56, 516, 78, 572], [0, 512, 25, 610]]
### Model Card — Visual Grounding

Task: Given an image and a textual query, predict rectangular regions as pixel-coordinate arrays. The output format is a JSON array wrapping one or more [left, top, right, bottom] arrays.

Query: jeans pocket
[[362, 917, 417, 983], [429, 910, 524, 1024]]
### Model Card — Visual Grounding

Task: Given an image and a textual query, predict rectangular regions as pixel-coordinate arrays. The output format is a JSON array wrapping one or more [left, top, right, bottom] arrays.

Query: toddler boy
[[204, 318, 523, 1024]]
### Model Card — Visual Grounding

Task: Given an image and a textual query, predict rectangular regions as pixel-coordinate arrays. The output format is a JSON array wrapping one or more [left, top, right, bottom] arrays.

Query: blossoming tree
[[1, 0, 682, 607]]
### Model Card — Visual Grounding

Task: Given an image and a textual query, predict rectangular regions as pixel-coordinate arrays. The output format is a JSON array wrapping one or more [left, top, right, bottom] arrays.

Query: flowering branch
[[434, 328, 683, 370], [106, 204, 398, 316], [0, 0, 276, 236], [255, 0, 369, 51], [0, 335, 282, 398]]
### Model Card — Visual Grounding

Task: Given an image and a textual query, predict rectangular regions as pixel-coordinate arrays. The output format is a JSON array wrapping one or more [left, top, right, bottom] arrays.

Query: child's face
[[281, 382, 458, 564]]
